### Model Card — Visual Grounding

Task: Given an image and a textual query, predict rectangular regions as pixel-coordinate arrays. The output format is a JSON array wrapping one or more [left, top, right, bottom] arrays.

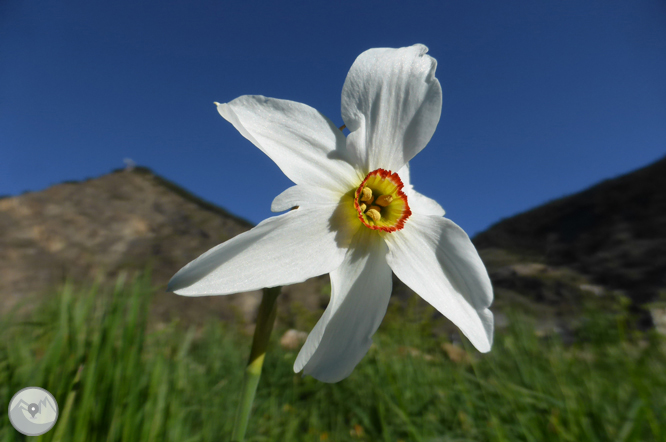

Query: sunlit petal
[[218, 96, 360, 192], [385, 214, 493, 352], [342, 44, 442, 173], [271, 184, 341, 213], [397, 163, 445, 217], [407, 188, 446, 217], [168, 207, 346, 296], [294, 230, 392, 382], [397, 162, 412, 189]]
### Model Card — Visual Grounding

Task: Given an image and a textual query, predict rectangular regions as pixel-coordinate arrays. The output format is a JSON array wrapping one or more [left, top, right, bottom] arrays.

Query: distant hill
[[0, 167, 327, 325], [474, 156, 666, 308]]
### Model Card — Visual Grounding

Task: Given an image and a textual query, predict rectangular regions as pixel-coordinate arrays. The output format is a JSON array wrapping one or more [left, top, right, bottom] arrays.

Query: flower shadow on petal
[[328, 190, 364, 249], [318, 111, 357, 166], [301, 229, 392, 383]]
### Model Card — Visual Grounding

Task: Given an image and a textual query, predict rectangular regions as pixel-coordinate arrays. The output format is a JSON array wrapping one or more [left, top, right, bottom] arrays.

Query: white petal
[[385, 214, 494, 352], [397, 163, 445, 217], [398, 163, 411, 186], [218, 96, 360, 192], [408, 188, 446, 217], [168, 207, 346, 296], [294, 230, 392, 383], [271, 184, 341, 213], [341, 44, 443, 173]]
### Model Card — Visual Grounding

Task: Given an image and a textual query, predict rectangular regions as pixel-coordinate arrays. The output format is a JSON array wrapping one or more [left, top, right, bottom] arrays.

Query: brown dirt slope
[[0, 167, 327, 325]]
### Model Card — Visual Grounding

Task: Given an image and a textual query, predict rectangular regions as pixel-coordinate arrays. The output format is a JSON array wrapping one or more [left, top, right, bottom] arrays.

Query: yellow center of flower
[[353, 169, 411, 232]]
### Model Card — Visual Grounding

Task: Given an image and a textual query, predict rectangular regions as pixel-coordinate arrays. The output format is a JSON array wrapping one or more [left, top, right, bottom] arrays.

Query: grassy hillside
[[1, 276, 665, 441]]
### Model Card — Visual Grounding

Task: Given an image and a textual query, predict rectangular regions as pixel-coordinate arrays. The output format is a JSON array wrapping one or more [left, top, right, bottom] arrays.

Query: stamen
[[375, 195, 393, 207], [359, 203, 367, 212], [366, 208, 381, 222], [360, 187, 373, 202]]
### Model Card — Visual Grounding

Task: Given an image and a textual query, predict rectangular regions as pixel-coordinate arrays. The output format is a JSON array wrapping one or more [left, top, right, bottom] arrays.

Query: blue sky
[[2, 0, 665, 237]]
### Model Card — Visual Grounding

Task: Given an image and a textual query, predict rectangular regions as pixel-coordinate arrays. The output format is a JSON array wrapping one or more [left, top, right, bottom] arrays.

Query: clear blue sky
[[2, 0, 665, 237]]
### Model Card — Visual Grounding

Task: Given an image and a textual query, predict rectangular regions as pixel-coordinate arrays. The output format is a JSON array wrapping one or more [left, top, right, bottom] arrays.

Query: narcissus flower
[[168, 44, 493, 383]]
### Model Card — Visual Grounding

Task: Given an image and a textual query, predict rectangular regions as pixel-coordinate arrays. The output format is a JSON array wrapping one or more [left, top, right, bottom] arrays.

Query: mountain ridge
[[473, 155, 666, 306]]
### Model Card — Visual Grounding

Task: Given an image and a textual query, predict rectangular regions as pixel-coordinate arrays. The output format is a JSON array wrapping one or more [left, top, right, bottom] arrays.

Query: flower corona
[[353, 169, 411, 232]]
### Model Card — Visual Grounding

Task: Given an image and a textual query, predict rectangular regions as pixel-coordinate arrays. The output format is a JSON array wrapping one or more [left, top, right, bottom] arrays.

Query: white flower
[[168, 44, 493, 383]]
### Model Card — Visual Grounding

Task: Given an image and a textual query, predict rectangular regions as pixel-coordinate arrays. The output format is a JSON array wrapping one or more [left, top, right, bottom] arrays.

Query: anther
[[366, 208, 381, 222], [375, 195, 393, 207], [359, 203, 367, 212], [360, 187, 373, 202]]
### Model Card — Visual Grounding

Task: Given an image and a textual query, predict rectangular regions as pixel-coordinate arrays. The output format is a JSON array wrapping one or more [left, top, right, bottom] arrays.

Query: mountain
[[473, 156, 666, 330], [0, 167, 328, 325]]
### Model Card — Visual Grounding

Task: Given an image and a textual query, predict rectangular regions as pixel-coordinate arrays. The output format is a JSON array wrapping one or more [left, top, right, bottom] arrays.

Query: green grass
[[1, 275, 665, 442]]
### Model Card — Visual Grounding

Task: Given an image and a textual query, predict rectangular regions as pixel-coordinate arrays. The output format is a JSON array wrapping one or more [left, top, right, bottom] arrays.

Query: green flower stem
[[231, 286, 281, 442]]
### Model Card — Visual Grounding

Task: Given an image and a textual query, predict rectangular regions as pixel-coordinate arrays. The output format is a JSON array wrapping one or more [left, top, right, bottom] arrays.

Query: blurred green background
[[1, 274, 664, 442]]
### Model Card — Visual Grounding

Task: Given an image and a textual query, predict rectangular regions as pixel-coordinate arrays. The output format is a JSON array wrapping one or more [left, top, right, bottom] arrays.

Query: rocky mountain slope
[[474, 155, 666, 312], [0, 167, 327, 325]]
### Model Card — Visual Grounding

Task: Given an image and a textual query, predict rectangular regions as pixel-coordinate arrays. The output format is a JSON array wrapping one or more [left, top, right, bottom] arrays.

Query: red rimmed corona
[[353, 169, 411, 232]]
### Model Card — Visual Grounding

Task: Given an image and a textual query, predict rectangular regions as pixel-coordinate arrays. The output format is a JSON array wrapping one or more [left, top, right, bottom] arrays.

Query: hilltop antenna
[[123, 158, 136, 172]]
